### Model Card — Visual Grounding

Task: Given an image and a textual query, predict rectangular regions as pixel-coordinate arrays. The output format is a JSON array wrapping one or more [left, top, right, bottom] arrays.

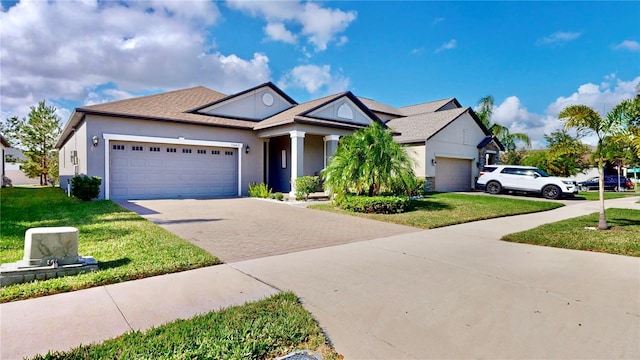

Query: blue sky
[[1, 1, 639, 148]]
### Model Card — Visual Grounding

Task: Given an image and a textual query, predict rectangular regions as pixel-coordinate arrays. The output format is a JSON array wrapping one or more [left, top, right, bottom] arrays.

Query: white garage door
[[435, 157, 472, 192], [110, 141, 238, 200]]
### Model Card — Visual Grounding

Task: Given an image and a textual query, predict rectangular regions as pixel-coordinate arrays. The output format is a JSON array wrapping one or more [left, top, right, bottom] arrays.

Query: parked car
[[476, 165, 579, 200], [578, 175, 630, 192]]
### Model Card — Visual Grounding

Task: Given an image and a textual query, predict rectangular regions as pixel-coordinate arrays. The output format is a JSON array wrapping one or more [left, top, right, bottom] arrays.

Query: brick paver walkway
[[118, 198, 421, 262]]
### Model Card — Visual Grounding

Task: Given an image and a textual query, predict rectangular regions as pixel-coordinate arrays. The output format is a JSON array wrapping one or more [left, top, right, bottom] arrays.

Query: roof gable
[[303, 93, 379, 126], [192, 82, 297, 121], [254, 92, 384, 131]]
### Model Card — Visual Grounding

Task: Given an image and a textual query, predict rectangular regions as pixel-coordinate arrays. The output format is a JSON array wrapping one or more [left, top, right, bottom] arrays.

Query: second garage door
[[110, 141, 238, 200], [435, 157, 472, 192]]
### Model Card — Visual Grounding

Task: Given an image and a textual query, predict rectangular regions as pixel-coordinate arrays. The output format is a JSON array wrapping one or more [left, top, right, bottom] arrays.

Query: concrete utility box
[[21, 227, 80, 266]]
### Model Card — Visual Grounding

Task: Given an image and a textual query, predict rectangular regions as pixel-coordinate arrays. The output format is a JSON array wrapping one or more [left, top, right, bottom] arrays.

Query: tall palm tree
[[476, 95, 531, 151], [558, 105, 621, 230], [322, 122, 415, 197]]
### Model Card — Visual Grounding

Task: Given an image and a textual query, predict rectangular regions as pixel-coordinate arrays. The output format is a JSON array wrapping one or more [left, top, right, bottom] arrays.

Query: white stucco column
[[289, 130, 305, 197], [323, 135, 340, 168]]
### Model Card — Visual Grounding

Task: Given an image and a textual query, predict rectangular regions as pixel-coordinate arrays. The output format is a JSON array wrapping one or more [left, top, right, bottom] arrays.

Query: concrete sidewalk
[[0, 265, 278, 360], [1, 196, 638, 359], [232, 196, 640, 359]]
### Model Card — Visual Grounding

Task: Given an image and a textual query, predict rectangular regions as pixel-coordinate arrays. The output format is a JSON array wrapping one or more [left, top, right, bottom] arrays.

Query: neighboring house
[[4, 148, 41, 185], [1, 134, 9, 187], [55, 82, 501, 200]]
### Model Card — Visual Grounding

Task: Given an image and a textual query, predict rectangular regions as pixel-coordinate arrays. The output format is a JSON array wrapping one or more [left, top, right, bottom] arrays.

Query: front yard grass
[[575, 191, 638, 201], [31, 292, 341, 360], [502, 208, 640, 257], [0, 187, 220, 303], [309, 193, 563, 229]]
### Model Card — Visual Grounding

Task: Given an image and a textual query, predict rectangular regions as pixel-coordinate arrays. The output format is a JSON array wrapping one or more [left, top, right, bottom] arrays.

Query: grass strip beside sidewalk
[[1, 187, 219, 302], [502, 208, 640, 257], [31, 292, 341, 360]]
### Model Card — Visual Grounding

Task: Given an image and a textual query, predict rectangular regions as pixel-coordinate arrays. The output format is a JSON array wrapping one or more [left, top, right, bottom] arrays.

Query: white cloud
[[485, 75, 640, 149], [0, 0, 271, 122], [546, 75, 640, 116], [435, 39, 457, 53], [613, 40, 640, 52], [226, 1, 356, 52], [536, 31, 581, 46], [264, 22, 297, 44], [432, 17, 444, 26], [277, 65, 350, 94]]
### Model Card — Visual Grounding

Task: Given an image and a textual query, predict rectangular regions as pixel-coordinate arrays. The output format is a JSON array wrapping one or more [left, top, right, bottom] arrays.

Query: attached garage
[[106, 136, 240, 200], [435, 157, 472, 192]]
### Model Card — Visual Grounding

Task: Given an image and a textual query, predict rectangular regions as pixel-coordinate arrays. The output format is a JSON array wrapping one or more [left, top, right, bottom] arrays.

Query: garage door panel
[[435, 157, 472, 192], [110, 141, 238, 200]]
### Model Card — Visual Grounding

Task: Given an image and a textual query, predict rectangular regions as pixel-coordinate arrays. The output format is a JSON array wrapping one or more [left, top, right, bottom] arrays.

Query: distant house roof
[[0, 134, 9, 148]]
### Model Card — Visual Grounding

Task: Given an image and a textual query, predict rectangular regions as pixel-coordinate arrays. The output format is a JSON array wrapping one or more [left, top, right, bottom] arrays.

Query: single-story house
[[1, 134, 10, 187], [55, 82, 502, 200]]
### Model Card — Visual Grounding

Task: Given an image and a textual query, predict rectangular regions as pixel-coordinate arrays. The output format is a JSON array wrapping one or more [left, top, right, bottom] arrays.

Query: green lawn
[[502, 208, 640, 257], [309, 193, 564, 229], [0, 187, 220, 302], [575, 191, 638, 201], [31, 292, 340, 360]]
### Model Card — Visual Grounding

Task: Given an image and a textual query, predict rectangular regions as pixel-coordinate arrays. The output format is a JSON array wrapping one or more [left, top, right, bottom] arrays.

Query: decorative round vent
[[262, 93, 274, 106]]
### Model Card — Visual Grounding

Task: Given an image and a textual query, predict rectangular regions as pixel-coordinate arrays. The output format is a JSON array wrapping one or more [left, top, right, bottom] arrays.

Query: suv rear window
[[481, 166, 497, 172]]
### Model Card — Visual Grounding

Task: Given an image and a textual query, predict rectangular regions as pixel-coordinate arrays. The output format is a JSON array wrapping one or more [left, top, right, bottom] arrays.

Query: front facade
[[56, 83, 501, 200]]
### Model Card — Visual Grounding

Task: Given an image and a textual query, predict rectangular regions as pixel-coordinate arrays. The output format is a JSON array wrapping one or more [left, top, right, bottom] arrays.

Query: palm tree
[[558, 105, 622, 230], [476, 95, 531, 151], [322, 122, 415, 197]]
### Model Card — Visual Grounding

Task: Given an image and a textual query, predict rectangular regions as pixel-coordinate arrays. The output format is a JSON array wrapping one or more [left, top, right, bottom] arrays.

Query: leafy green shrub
[[294, 176, 320, 200], [71, 175, 101, 201], [248, 182, 272, 198], [388, 176, 425, 196], [336, 194, 410, 214], [270, 192, 284, 201]]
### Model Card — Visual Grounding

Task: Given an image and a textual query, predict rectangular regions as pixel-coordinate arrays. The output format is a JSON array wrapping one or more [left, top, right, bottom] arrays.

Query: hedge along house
[[56, 82, 501, 200]]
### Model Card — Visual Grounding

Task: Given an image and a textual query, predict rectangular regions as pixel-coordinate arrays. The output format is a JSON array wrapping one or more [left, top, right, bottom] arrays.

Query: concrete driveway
[[118, 198, 420, 262], [121, 196, 640, 359]]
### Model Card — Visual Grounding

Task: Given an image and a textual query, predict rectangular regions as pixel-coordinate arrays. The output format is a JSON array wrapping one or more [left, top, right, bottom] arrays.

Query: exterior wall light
[[92, 136, 99, 147], [431, 158, 437, 166], [245, 145, 250, 154]]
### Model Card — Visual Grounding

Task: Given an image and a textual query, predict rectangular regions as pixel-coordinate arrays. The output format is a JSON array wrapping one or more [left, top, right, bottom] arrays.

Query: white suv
[[476, 165, 579, 199]]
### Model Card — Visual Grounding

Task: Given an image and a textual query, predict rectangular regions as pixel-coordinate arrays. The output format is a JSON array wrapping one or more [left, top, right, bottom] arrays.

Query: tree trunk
[[597, 160, 608, 230]]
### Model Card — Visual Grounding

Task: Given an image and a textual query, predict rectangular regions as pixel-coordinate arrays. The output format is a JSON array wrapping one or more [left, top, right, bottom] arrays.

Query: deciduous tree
[[2, 101, 61, 186]]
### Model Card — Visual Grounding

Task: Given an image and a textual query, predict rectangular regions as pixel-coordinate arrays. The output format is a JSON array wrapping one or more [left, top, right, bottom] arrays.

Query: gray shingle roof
[[387, 107, 471, 143], [399, 98, 458, 116], [0, 134, 10, 148], [357, 97, 402, 116]]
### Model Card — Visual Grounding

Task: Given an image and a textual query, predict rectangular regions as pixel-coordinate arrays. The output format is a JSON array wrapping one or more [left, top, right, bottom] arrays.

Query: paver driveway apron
[[118, 197, 421, 262]]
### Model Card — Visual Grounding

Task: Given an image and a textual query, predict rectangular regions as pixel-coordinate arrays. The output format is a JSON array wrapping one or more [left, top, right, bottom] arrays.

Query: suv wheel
[[542, 185, 561, 200], [486, 181, 502, 195]]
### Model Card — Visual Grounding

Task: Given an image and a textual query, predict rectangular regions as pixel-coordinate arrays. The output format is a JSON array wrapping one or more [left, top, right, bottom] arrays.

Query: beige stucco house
[[55, 82, 502, 200]]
